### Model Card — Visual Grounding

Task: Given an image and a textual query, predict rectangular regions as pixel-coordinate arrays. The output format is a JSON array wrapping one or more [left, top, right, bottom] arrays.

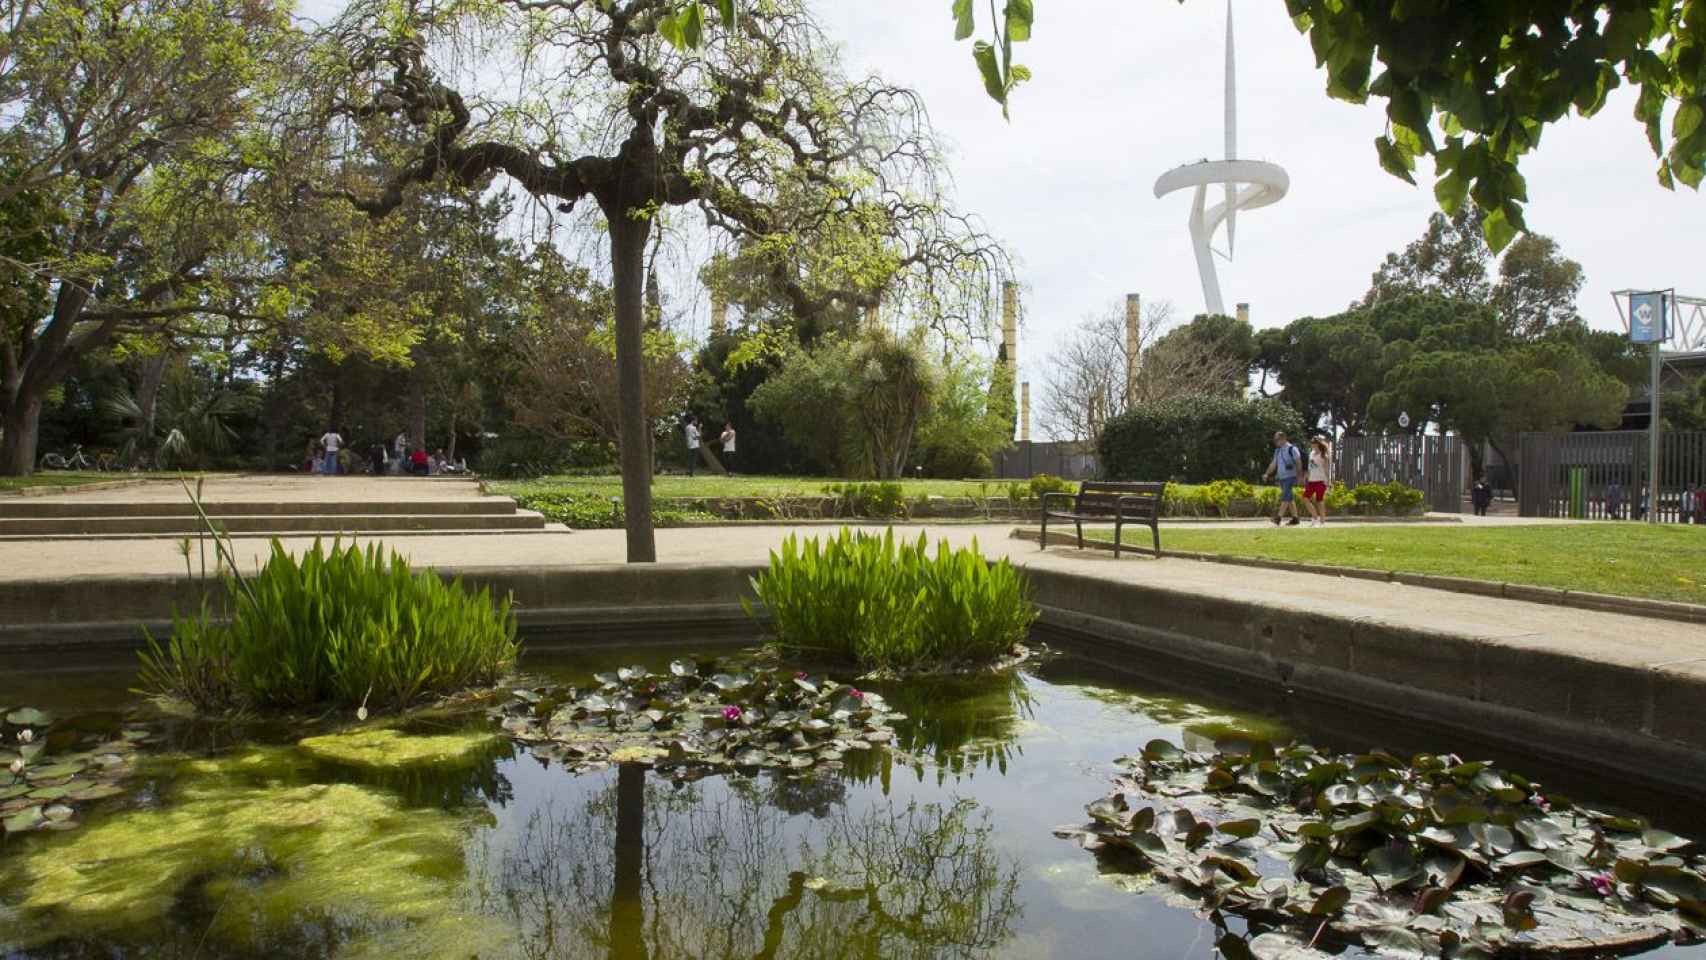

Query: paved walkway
[[2, 520, 1698, 668]]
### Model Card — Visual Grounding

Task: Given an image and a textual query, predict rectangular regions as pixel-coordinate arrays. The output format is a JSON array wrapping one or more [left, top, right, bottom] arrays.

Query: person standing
[[1302, 436, 1333, 527], [319, 427, 343, 476], [1471, 476, 1493, 517], [393, 431, 408, 461], [1606, 480, 1624, 520], [1262, 431, 1302, 526], [684, 417, 701, 477], [1694, 482, 1706, 525], [719, 421, 738, 476]]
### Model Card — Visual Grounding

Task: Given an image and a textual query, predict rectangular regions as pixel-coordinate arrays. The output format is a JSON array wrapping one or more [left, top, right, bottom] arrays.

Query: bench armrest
[[1041, 492, 1077, 510]]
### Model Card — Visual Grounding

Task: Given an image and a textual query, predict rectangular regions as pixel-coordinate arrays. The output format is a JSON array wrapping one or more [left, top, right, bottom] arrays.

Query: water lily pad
[[3, 805, 44, 833], [0, 784, 29, 800], [42, 804, 73, 822], [27, 784, 74, 801], [5, 708, 52, 727], [67, 783, 125, 802], [25, 761, 84, 781]]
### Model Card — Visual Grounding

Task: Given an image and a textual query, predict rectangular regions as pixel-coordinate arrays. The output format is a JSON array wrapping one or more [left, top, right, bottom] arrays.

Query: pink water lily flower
[[1589, 873, 1615, 897], [722, 705, 743, 722], [795, 671, 809, 679], [847, 688, 863, 699]]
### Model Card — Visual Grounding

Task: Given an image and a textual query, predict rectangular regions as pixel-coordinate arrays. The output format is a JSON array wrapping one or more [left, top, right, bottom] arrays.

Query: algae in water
[[297, 726, 499, 768], [0, 744, 511, 958]]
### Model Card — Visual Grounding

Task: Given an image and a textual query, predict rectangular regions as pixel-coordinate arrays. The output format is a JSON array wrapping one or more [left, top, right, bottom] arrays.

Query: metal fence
[[1338, 435, 1465, 514], [990, 441, 1099, 480], [1517, 430, 1706, 521]]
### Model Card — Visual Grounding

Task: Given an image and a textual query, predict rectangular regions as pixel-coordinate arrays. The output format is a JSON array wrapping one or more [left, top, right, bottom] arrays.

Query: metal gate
[[1338, 435, 1465, 514], [1517, 430, 1706, 521], [990, 441, 1098, 480]]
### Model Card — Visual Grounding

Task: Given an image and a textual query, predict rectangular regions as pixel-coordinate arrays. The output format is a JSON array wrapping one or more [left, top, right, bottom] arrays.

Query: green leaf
[[5, 708, 52, 726], [680, 2, 704, 49], [1674, 100, 1703, 144], [1004, 0, 1033, 43], [1482, 205, 1518, 252], [657, 12, 685, 50], [715, 0, 735, 28], [1309, 885, 1351, 916], [1374, 135, 1417, 185], [952, 0, 975, 41], [1218, 817, 1261, 839], [972, 40, 1007, 109]]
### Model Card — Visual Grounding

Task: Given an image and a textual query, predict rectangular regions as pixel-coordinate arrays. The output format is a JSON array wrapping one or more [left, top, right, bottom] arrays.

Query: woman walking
[[1302, 436, 1333, 527], [718, 422, 737, 476]]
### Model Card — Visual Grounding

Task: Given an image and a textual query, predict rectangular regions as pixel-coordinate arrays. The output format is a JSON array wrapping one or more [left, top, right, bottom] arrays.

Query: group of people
[[1263, 431, 1335, 527], [304, 428, 464, 477], [1603, 479, 1706, 524], [682, 417, 737, 476]]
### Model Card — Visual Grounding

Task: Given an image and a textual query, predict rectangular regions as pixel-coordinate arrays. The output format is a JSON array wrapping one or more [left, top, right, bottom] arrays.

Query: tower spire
[[1224, 0, 1237, 260]]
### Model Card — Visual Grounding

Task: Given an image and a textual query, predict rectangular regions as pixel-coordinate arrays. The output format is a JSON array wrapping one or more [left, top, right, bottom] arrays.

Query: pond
[[1, 643, 1702, 959]]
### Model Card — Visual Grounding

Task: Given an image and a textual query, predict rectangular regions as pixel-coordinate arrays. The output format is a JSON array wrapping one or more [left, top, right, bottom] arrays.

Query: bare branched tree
[[1037, 298, 1173, 444]]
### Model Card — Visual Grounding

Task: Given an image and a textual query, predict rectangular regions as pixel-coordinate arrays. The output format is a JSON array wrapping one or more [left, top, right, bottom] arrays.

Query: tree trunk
[[410, 370, 427, 454], [137, 349, 170, 441], [608, 210, 657, 563], [446, 411, 458, 464], [0, 393, 43, 475]]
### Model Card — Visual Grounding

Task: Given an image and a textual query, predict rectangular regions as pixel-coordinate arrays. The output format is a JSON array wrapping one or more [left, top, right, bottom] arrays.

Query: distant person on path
[[719, 422, 737, 476], [1471, 476, 1493, 517], [1262, 431, 1302, 527], [369, 443, 386, 476], [1302, 436, 1333, 527], [1694, 483, 1706, 525], [1682, 485, 1696, 524], [393, 431, 408, 460], [319, 427, 343, 476], [684, 417, 701, 477], [410, 448, 430, 476], [304, 437, 320, 474], [1605, 480, 1624, 520]]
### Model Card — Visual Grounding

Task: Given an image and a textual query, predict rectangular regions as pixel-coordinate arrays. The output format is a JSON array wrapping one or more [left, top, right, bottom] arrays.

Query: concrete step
[[0, 511, 548, 537], [0, 498, 521, 519]]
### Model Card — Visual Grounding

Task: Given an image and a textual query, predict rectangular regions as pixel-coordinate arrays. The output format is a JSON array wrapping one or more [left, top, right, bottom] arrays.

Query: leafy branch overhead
[[951, 1, 1706, 250]]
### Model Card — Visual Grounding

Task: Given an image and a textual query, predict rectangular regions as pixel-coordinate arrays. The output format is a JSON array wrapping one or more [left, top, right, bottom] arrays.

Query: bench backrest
[[1074, 481, 1164, 517]]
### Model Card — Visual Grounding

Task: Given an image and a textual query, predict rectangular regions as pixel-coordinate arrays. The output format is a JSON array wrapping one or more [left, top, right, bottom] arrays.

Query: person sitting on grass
[[1262, 431, 1303, 527], [410, 448, 430, 476]]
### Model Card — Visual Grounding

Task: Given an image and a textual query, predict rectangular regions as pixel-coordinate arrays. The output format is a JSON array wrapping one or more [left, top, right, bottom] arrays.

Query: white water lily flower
[[356, 707, 368, 721], [17, 729, 32, 744], [7, 758, 20, 774]]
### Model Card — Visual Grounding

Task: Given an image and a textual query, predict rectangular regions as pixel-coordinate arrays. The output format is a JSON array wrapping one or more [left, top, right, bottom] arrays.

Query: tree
[[1098, 394, 1305, 484], [0, 0, 294, 474], [953, 2, 1706, 249], [318, 0, 957, 562], [1146, 312, 1257, 398], [749, 328, 941, 479], [1361, 210, 1585, 339], [913, 357, 1012, 477]]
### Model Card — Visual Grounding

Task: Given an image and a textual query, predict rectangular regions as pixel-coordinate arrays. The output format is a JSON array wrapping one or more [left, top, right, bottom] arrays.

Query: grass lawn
[[0, 471, 126, 493], [1098, 523, 1706, 605], [491, 474, 1018, 501]]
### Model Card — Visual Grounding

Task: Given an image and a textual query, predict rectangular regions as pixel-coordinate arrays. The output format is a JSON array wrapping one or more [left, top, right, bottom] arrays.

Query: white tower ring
[[1153, 160, 1290, 318]]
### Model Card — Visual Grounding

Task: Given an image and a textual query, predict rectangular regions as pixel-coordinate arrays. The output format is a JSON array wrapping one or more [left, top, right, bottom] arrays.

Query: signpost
[[1626, 291, 1671, 524]]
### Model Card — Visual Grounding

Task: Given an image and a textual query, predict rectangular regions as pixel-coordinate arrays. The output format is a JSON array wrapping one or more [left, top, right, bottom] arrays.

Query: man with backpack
[[1262, 431, 1303, 527]]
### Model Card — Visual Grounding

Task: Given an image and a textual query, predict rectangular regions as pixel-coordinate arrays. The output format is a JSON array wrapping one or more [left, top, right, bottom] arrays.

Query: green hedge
[[1098, 395, 1305, 484]]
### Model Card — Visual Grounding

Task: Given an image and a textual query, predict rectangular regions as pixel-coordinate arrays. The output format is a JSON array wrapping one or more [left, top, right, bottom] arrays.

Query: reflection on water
[[471, 766, 1020, 959], [4, 644, 1702, 959]]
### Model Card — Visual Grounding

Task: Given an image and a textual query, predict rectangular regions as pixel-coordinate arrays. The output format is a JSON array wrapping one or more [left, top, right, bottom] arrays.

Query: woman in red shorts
[[1302, 436, 1333, 527]]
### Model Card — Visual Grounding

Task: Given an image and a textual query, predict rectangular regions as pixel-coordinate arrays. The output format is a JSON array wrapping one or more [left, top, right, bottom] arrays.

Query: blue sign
[[1630, 292, 1667, 344]]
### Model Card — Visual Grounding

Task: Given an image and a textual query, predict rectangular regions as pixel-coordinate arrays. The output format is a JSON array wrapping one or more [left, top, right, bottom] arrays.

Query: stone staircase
[[0, 484, 552, 539]]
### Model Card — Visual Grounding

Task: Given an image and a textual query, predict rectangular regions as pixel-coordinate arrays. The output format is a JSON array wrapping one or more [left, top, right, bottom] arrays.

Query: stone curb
[[7, 478, 153, 498], [1010, 527, 1706, 626]]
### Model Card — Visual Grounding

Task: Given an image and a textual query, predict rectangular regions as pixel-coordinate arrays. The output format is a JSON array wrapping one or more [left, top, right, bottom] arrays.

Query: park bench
[[1040, 481, 1164, 559]]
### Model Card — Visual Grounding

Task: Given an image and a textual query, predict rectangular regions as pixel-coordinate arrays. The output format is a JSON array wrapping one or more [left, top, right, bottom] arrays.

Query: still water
[[1, 644, 1700, 959]]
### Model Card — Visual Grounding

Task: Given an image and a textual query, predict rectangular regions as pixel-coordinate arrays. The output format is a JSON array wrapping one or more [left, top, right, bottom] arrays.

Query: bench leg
[[1039, 514, 1048, 550], [1151, 522, 1160, 556], [1075, 519, 1084, 551]]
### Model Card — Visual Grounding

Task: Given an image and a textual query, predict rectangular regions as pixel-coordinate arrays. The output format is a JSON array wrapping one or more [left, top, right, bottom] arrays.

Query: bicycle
[[39, 443, 93, 471]]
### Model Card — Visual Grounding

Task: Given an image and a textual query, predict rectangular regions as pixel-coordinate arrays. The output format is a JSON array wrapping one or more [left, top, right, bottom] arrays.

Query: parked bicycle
[[39, 443, 93, 471]]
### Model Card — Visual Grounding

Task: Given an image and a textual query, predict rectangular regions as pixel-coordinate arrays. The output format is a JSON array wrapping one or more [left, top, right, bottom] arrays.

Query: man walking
[[684, 417, 701, 477], [1262, 431, 1302, 526], [719, 421, 738, 476]]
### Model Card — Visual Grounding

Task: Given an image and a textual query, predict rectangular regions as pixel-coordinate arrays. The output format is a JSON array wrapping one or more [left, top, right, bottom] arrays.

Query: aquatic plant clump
[[139, 539, 520, 713], [1056, 738, 1706, 958], [747, 529, 1038, 671], [0, 706, 150, 836], [493, 660, 901, 781]]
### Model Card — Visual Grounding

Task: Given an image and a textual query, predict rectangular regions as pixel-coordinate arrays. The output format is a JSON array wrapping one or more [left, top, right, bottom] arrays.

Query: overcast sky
[[813, 1, 1704, 380]]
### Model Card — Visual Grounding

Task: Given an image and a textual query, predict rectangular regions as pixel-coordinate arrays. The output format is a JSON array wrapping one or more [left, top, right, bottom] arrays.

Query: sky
[[811, 1, 1705, 388]]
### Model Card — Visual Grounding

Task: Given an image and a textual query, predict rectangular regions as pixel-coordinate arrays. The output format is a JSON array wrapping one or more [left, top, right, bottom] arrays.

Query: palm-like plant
[[105, 370, 245, 469]]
